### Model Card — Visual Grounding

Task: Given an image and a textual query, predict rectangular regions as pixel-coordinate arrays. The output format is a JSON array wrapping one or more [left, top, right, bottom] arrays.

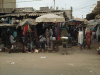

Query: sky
[[16, 0, 99, 18]]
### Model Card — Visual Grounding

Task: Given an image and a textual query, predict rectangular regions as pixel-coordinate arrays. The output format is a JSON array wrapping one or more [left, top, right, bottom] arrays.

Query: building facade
[[0, 0, 16, 13], [86, 1, 100, 20], [40, 7, 49, 11]]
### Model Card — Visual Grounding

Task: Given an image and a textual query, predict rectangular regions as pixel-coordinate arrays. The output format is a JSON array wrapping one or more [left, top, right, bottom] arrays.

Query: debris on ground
[[68, 63, 74, 66], [40, 56, 46, 58], [90, 71, 92, 72], [6, 61, 16, 65]]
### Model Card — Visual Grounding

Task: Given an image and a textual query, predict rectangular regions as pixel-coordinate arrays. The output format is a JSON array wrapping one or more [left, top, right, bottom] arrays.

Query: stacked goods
[[61, 37, 69, 48], [10, 42, 23, 53], [61, 37, 68, 42]]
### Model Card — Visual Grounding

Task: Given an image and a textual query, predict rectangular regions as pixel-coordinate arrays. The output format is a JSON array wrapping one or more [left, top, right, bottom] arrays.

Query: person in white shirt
[[39, 35, 46, 51], [78, 31, 83, 50], [9, 33, 16, 44]]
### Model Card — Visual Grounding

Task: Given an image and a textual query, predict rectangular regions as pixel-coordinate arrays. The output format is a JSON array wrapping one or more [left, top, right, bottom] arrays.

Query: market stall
[[0, 24, 15, 47], [36, 13, 65, 52], [17, 18, 38, 53]]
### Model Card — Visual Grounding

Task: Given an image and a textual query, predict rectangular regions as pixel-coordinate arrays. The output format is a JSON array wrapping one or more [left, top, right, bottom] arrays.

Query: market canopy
[[87, 19, 100, 27], [36, 13, 65, 22], [18, 18, 38, 26], [66, 19, 84, 22]]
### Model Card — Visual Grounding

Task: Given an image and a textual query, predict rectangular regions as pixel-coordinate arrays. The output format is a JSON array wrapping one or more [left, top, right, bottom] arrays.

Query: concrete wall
[[40, 7, 49, 11], [15, 7, 34, 13], [0, 0, 16, 8], [0, 0, 16, 13], [63, 10, 72, 19], [0, 0, 3, 8]]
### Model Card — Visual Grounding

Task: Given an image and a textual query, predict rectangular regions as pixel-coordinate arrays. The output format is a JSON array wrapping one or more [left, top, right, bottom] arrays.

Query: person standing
[[78, 31, 84, 50], [9, 33, 16, 44], [39, 35, 46, 52], [86, 29, 93, 49]]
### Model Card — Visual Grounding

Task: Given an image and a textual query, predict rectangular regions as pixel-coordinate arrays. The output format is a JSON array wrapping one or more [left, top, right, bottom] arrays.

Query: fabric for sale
[[23, 24, 31, 35], [23, 24, 28, 35], [55, 27, 57, 36], [13, 31, 17, 37], [57, 36, 60, 40], [57, 23, 61, 36], [46, 29, 50, 47]]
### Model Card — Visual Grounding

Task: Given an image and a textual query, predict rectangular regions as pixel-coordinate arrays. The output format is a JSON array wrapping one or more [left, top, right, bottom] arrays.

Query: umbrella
[[18, 18, 38, 26], [36, 13, 65, 22]]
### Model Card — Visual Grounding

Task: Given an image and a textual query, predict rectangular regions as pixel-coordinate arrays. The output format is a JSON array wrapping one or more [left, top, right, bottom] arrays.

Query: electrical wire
[[73, 3, 97, 11], [50, 0, 54, 8], [71, 0, 96, 7]]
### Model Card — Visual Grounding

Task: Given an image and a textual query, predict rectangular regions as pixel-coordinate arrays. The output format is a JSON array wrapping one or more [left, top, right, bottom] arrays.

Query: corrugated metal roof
[[18, 18, 38, 26], [0, 12, 63, 17], [28, 12, 63, 16], [0, 24, 14, 27]]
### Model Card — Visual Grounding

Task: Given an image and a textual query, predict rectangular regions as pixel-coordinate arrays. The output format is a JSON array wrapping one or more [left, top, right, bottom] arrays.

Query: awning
[[18, 18, 38, 26], [87, 19, 100, 27], [0, 13, 26, 17], [0, 24, 14, 27], [0, 12, 63, 17], [10, 14, 26, 17], [36, 13, 65, 22], [28, 12, 63, 16], [67, 19, 84, 22]]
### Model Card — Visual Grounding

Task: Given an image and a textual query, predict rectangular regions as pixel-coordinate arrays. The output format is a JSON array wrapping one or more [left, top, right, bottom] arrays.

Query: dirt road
[[0, 47, 100, 75]]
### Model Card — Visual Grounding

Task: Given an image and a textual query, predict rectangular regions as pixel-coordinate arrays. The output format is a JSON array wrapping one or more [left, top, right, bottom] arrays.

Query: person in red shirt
[[86, 29, 93, 49]]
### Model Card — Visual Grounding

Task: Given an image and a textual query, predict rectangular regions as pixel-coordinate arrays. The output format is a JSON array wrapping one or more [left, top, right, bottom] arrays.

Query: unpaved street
[[0, 47, 100, 75]]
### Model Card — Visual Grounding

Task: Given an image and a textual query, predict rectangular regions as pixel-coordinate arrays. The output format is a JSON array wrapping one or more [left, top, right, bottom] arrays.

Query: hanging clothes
[[23, 25, 28, 35], [24, 24, 28, 31], [13, 31, 17, 38], [57, 23, 61, 40], [46, 29, 50, 47], [28, 25, 31, 32], [50, 29, 53, 40], [34, 26, 38, 49], [55, 27, 57, 36]]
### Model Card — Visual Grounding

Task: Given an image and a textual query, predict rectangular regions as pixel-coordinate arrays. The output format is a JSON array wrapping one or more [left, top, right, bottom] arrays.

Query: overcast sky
[[16, 0, 99, 18]]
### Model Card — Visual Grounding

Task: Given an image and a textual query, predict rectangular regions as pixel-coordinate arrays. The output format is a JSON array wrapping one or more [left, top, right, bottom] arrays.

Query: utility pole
[[71, 6, 73, 19], [82, 15, 83, 19], [65, 4, 66, 10], [54, 0, 55, 10]]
